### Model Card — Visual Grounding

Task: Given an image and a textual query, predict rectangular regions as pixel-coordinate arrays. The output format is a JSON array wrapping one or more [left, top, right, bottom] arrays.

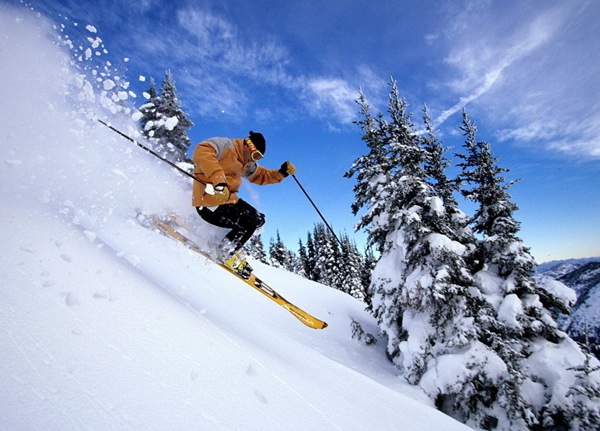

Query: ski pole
[[291, 174, 343, 247], [97, 119, 205, 185]]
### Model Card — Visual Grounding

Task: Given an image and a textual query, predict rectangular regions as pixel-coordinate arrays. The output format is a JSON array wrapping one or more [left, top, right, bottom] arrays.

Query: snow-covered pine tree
[[456, 110, 600, 430], [345, 89, 395, 253], [300, 233, 318, 281], [297, 224, 369, 299], [269, 231, 288, 268], [311, 223, 343, 288], [339, 233, 366, 301], [421, 105, 472, 245], [285, 252, 303, 276], [347, 79, 435, 359], [158, 71, 193, 161], [566, 351, 600, 429], [348, 81, 531, 430], [246, 234, 268, 264], [456, 110, 523, 274], [140, 71, 193, 162], [298, 239, 311, 279], [422, 104, 457, 207], [268, 231, 301, 274], [362, 246, 377, 309], [137, 78, 160, 140], [346, 80, 423, 355]]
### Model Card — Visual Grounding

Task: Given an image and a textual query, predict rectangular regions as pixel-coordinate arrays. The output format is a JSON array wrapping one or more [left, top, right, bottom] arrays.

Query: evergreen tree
[[285, 251, 303, 276], [456, 110, 522, 273], [301, 233, 318, 281], [246, 234, 268, 264], [362, 246, 377, 309], [348, 79, 435, 362], [422, 105, 457, 207], [297, 225, 371, 300], [297, 239, 310, 279], [421, 104, 477, 268], [155, 71, 193, 161], [455, 110, 600, 430], [348, 81, 550, 430], [138, 78, 160, 140], [566, 352, 600, 429], [311, 223, 342, 288], [269, 231, 288, 268], [267, 232, 301, 274], [344, 89, 395, 253], [137, 71, 193, 162], [339, 233, 366, 301]]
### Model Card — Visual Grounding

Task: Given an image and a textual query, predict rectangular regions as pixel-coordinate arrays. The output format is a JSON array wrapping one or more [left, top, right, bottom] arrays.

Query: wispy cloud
[[303, 77, 357, 125], [498, 109, 600, 158], [175, 8, 290, 84], [299, 65, 385, 127], [432, 2, 600, 159], [33, 0, 383, 128], [435, 6, 560, 124], [115, 6, 291, 121], [124, 5, 363, 126]]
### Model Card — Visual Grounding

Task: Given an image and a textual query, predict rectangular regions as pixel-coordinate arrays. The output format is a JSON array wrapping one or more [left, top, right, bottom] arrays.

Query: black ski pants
[[196, 199, 265, 255]]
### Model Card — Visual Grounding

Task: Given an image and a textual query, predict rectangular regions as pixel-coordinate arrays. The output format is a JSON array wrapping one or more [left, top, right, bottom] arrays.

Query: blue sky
[[9, 0, 600, 263]]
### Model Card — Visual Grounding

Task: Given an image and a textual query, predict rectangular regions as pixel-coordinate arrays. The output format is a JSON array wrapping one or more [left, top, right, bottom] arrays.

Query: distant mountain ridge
[[538, 258, 600, 358], [536, 256, 600, 274], [559, 261, 600, 295]]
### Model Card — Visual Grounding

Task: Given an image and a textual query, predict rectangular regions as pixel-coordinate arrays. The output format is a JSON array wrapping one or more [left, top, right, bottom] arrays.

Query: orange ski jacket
[[191, 137, 285, 207]]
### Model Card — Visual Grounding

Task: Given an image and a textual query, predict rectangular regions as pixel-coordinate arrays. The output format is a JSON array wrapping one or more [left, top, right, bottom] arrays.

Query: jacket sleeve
[[193, 142, 227, 185], [247, 164, 285, 185]]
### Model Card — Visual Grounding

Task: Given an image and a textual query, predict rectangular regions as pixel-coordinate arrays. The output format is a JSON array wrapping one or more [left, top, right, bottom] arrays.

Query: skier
[[189, 131, 296, 278]]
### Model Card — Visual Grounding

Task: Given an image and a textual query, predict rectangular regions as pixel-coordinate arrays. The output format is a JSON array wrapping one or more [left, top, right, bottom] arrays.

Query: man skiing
[[189, 131, 296, 278]]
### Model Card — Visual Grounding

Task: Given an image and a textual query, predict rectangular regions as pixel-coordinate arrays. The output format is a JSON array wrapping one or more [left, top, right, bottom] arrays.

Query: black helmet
[[247, 131, 266, 155]]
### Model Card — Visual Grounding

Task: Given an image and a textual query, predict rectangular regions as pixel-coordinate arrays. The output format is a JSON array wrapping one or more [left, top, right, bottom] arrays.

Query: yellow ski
[[143, 215, 328, 330]]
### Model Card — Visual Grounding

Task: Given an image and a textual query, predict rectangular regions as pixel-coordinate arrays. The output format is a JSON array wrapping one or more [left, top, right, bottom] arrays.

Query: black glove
[[279, 161, 296, 177]]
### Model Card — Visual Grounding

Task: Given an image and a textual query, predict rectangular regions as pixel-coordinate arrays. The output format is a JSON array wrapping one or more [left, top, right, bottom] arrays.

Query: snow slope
[[0, 5, 471, 430]]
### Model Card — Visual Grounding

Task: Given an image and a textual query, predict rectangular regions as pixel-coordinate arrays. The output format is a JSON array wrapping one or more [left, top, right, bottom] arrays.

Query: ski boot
[[222, 252, 253, 279]]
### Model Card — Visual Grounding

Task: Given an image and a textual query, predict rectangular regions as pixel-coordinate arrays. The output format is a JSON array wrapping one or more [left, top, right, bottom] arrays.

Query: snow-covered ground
[[0, 5, 471, 430]]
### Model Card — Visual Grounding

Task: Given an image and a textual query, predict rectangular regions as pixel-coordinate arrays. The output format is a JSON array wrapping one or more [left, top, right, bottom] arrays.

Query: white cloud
[[125, 5, 370, 126], [175, 7, 290, 84], [303, 77, 358, 125], [177, 69, 248, 120], [297, 66, 382, 127], [435, 6, 560, 125], [131, 0, 161, 13], [176, 8, 236, 61], [497, 109, 600, 159], [432, 1, 600, 159]]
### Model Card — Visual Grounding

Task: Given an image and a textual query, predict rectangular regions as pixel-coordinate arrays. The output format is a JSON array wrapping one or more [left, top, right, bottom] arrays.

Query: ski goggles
[[245, 138, 264, 161]]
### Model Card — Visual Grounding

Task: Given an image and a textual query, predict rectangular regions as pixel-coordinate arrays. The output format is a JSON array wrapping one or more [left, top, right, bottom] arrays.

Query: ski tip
[[316, 321, 328, 330]]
